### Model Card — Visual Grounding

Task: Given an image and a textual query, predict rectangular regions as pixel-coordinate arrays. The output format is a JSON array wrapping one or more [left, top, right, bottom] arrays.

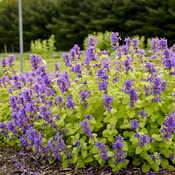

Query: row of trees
[[0, 0, 175, 52]]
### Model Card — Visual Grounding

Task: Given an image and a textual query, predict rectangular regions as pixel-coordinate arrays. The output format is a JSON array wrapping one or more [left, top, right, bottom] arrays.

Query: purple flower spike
[[7, 55, 16, 67], [98, 81, 109, 93], [124, 37, 132, 47], [30, 54, 42, 70], [161, 111, 175, 141], [67, 95, 75, 109], [130, 120, 139, 130], [102, 95, 113, 111], [123, 57, 133, 73], [79, 90, 91, 109], [138, 134, 152, 147], [111, 32, 121, 46], [85, 114, 93, 120], [113, 136, 126, 165], [95, 141, 108, 161], [54, 62, 60, 73], [80, 120, 93, 138], [74, 140, 81, 149], [138, 110, 148, 118], [1, 58, 7, 68], [88, 36, 97, 47], [63, 53, 71, 67], [123, 80, 138, 107]]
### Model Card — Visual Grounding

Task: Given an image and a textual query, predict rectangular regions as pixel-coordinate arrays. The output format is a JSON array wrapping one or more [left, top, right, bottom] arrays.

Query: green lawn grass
[[0, 52, 67, 73]]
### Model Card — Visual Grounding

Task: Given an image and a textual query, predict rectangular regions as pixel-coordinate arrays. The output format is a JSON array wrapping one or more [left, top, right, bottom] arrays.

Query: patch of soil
[[0, 145, 175, 175]]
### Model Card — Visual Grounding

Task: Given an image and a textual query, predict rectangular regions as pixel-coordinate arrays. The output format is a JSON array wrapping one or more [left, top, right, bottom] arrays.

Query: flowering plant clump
[[0, 33, 175, 173]]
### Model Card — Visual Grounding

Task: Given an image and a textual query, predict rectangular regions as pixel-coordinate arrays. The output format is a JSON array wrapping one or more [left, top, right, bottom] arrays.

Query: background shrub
[[30, 34, 56, 59]]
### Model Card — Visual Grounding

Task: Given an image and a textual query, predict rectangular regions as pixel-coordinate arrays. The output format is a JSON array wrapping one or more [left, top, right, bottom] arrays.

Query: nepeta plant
[[0, 33, 175, 173]]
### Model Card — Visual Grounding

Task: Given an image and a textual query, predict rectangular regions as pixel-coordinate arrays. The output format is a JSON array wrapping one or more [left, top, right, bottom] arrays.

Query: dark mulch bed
[[0, 145, 174, 175]]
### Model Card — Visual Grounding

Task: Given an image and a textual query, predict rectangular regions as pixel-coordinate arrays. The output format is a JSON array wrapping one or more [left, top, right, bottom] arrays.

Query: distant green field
[[0, 52, 67, 73]]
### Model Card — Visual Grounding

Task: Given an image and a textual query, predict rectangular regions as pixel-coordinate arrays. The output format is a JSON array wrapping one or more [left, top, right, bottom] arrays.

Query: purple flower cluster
[[97, 69, 109, 81], [7, 55, 16, 67], [134, 132, 153, 147], [123, 80, 138, 107], [67, 95, 75, 109], [151, 38, 168, 53], [143, 61, 157, 74], [63, 53, 71, 67], [123, 57, 133, 73], [1, 58, 7, 68], [102, 95, 113, 111], [144, 74, 167, 102], [57, 71, 71, 93], [71, 62, 82, 78], [170, 154, 175, 161], [161, 111, 175, 141], [113, 136, 126, 165], [124, 37, 132, 47], [79, 89, 91, 109], [80, 119, 92, 138], [111, 32, 121, 50], [85, 46, 96, 65], [30, 54, 42, 70], [98, 81, 109, 93], [54, 62, 60, 73], [74, 140, 81, 149], [162, 49, 175, 70], [130, 120, 139, 130], [95, 141, 108, 161], [85, 114, 93, 120], [1, 55, 16, 69], [0, 54, 76, 163], [150, 153, 161, 163], [88, 36, 97, 47], [138, 109, 148, 118]]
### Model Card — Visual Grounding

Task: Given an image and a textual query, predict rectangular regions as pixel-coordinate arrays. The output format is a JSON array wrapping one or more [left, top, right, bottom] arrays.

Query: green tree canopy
[[0, 0, 175, 52]]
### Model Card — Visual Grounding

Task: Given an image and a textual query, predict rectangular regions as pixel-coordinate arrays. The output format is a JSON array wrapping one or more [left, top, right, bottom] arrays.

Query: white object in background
[[42, 59, 46, 65]]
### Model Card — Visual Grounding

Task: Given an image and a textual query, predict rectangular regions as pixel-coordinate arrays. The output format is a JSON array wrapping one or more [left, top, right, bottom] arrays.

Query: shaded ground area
[[0, 146, 174, 175]]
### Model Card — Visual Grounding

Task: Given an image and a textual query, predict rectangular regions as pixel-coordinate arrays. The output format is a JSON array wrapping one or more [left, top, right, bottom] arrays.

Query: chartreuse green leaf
[[62, 161, 69, 168], [72, 147, 78, 154], [134, 100, 142, 108], [160, 148, 172, 158], [107, 135, 114, 142], [150, 162, 159, 172], [128, 111, 135, 118], [132, 158, 141, 166], [71, 154, 78, 163], [109, 117, 117, 125], [122, 96, 130, 104], [77, 158, 85, 168], [49, 158, 55, 165], [135, 146, 142, 154], [107, 151, 114, 157], [81, 150, 87, 158], [121, 159, 129, 169], [123, 141, 128, 152], [142, 163, 151, 173], [161, 158, 169, 169], [145, 107, 154, 116], [84, 156, 93, 163], [152, 134, 162, 141], [110, 108, 117, 114]]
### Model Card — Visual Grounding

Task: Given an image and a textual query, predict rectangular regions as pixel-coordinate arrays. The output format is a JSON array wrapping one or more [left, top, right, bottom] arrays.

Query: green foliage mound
[[0, 34, 175, 173]]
